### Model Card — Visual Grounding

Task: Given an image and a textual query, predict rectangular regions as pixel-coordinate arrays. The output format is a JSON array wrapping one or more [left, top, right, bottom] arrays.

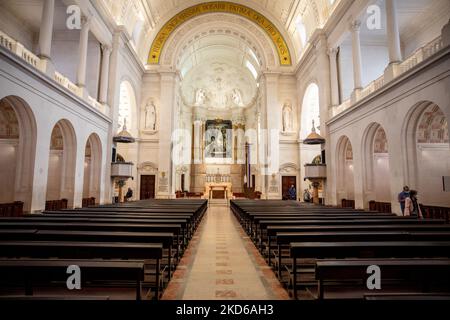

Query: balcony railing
[[331, 36, 445, 118], [0, 30, 108, 117]]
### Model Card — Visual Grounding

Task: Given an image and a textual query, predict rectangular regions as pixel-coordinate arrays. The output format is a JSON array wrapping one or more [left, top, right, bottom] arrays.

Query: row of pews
[[0, 199, 207, 300], [230, 200, 450, 300]]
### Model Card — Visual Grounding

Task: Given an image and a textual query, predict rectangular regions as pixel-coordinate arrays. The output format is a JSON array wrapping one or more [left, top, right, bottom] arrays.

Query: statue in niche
[[144, 100, 157, 130], [231, 88, 244, 107], [194, 88, 207, 106], [282, 102, 293, 132]]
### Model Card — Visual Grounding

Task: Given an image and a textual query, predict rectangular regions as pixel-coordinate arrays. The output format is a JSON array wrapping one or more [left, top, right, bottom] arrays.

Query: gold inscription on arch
[[148, 1, 292, 66]]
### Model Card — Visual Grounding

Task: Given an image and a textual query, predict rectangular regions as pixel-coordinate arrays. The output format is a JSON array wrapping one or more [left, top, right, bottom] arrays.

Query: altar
[[203, 173, 233, 199]]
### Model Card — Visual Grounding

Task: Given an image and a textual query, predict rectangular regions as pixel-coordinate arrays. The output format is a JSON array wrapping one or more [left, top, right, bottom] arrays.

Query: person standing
[[125, 187, 133, 202], [404, 190, 423, 219], [303, 189, 311, 203], [398, 186, 410, 215], [288, 185, 297, 200]]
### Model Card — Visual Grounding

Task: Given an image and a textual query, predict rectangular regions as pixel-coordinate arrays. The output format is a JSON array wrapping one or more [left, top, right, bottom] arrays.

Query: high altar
[[204, 172, 233, 199]]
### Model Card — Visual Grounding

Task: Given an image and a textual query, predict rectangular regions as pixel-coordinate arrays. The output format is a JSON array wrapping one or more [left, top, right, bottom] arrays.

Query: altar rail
[[205, 174, 231, 183]]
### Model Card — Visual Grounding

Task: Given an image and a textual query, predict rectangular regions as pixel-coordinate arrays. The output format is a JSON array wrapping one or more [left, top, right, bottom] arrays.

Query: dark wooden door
[[140, 175, 155, 200], [282, 176, 297, 200]]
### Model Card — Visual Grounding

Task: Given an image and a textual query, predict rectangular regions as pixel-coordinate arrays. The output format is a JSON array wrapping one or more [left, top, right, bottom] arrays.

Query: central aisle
[[162, 204, 289, 300]]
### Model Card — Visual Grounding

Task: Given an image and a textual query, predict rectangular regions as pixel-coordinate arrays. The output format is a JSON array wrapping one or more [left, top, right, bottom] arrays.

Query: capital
[[350, 20, 361, 32], [81, 15, 92, 28], [328, 47, 338, 57], [101, 44, 112, 55]]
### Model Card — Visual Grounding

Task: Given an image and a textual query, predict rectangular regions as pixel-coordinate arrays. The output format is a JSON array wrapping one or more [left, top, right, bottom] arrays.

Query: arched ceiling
[[97, 0, 336, 65], [146, 1, 294, 66]]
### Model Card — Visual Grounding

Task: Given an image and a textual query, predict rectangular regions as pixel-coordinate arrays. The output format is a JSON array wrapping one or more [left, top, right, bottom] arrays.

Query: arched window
[[300, 83, 320, 140], [117, 81, 136, 134], [295, 16, 308, 48]]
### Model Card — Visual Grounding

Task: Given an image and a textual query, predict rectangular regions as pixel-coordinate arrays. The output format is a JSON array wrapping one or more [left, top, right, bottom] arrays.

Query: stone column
[[384, 0, 402, 80], [350, 20, 363, 99], [442, 19, 450, 47], [157, 72, 177, 198], [386, 0, 402, 64], [315, 32, 332, 204], [99, 45, 112, 104], [264, 72, 280, 199], [38, 0, 55, 74], [193, 119, 202, 164], [77, 15, 91, 97], [328, 47, 340, 107]]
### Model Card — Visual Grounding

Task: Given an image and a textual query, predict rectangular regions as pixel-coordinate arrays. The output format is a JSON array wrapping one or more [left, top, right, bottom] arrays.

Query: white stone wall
[[0, 50, 111, 212], [327, 48, 450, 213]]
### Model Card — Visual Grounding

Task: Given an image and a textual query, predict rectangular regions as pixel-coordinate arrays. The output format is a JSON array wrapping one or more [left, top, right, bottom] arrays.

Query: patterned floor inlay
[[161, 204, 290, 300]]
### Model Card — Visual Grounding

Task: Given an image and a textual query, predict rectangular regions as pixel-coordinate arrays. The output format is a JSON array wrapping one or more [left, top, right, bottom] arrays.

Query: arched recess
[[0, 96, 36, 212], [45, 119, 77, 206], [336, 135, 355, 203], [299, 83, 321, 193], [117, 80, 138, 136], [300, 82, 320, 139], [83, 133, 103, 203], [362, 123, 391, 205], [403, 101, 449, 206], [148, 2, 293, 66]]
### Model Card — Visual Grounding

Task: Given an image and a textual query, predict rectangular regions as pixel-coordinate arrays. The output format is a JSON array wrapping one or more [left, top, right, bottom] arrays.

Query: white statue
[[194, 88, 207, 106], [282, 102, 293, 132], [145, 101, 157, 130], [231, 88, 244, 107]]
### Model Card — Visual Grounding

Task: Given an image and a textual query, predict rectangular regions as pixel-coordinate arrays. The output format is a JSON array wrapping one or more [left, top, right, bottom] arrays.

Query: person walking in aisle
[[404, 189, 423, 219]]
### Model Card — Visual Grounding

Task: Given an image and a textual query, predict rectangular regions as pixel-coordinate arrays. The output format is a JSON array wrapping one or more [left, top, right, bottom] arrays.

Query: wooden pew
[[274, 231, 450, 280], [39, 211, 202, 234], [0, 202, 24, 217], [0, 218, 189, 249], [249, 215, 416, 244], [364, 293, 450, 300], [315, 258, 450, 300], [290, 241, 450, 299], [45, 199, 68, 211], [0, 222, 183, 257], [0, 259, 145, 299], [0, 241, 163, 299], [265, 224, 450, 266], [0, 229, 175, 280]]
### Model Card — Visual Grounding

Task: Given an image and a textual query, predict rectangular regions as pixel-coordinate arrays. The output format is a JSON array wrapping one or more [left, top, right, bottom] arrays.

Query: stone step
[[208, 199, 229, 207]]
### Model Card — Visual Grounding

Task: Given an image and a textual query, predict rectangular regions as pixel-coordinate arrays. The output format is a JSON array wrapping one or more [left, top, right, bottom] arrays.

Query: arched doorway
[[363, 123, 391, 207], [46, 120, 77, 207], [404, 102, 449, 206], [0, 96, 36, 212], [83, 133, 102, 204], [336, 135, 355, 207]]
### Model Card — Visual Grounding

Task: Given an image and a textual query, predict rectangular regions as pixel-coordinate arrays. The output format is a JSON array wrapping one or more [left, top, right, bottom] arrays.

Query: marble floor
[[162, 204, 290, 300]]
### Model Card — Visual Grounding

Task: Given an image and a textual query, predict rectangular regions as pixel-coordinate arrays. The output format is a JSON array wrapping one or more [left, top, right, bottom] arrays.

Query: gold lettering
[[148, 1, 291, 66]]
